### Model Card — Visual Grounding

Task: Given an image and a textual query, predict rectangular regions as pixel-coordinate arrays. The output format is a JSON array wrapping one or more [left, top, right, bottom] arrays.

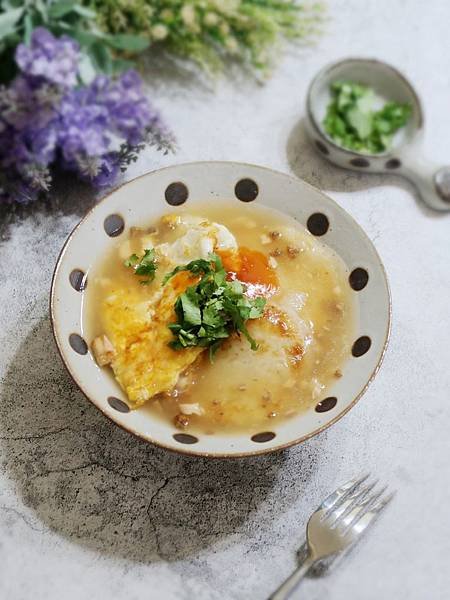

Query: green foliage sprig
[[0, 1, 323, 82], [87, 0, 324, 76]]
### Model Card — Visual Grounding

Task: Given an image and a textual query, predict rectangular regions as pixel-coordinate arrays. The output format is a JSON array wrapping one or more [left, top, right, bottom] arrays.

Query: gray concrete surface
[[1, 1, 449, 598]]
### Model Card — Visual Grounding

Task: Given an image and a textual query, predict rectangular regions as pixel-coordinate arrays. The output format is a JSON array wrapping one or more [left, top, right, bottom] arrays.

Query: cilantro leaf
[[124, 253, 139, 267], [323, 80, 411, 154], [166, 253, 266, 358], [124, 248, 157, 284], [180, 290, 202, 326], [162, 258, 213, 285]]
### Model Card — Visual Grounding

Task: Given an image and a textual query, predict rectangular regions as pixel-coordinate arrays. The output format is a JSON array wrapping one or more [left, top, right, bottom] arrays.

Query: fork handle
[[268, 556, 315, 600]]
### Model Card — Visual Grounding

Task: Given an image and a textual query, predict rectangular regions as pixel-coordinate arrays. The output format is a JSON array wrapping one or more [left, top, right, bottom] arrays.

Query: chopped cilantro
[[124, 248, 157, 284], [162, 257, 214, 285], [323, 81, 411, 154], [164, 253, 266, 358]]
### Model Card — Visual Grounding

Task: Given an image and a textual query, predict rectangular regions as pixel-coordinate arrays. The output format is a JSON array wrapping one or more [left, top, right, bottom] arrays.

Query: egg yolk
[[218, 247, 278, 292]]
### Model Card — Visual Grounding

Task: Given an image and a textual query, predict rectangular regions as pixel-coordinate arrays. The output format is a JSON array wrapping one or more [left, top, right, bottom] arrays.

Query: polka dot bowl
[[50, 161, 391, 458]]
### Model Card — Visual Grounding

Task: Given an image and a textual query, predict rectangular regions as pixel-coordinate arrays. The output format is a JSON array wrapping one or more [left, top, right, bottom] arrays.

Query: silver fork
[[268, 474, 394, 600]]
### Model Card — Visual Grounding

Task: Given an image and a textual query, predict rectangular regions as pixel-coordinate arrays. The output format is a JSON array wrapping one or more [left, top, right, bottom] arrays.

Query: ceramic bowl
[[305, 58, 450, 211], [50, 161, 391, 458]]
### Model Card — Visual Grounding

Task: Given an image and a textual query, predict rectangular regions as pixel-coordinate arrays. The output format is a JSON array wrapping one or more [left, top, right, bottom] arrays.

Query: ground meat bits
[[174, 414, 190, 429]]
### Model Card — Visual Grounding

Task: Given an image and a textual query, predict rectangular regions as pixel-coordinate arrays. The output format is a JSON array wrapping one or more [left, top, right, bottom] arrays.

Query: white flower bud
[[219, 22, 230, 35], [225, 37, 238, 53], [181, 4, 198, 30], [212, 0, 240, 13], [204, 12, 219, 26], [161, 9, 173, 20], [151, 24, 169, 41]]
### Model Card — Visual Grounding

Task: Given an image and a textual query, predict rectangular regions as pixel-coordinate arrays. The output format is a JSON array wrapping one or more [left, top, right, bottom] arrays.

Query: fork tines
[[319, 474, 395, 533]]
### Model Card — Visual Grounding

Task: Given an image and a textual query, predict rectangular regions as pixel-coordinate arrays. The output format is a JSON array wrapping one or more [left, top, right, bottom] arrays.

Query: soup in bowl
[[51, 162, 390, 456]]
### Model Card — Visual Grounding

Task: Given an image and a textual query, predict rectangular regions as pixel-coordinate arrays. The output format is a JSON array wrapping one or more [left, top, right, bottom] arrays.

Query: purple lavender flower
[[86, 71, 153, 146], [15, 28, 80, 88], [0, 27, 174, 204], [57, 70, 170, 185], [58, 90, 110, 164], [88, 154, 121, 187]]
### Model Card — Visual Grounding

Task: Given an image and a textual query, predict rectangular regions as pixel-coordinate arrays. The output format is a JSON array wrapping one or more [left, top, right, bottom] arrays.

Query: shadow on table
[[0, 316, 321, 563], [286, 118, 436, 217], [0, 178, 97, 244], [138, 47, 264, 96]]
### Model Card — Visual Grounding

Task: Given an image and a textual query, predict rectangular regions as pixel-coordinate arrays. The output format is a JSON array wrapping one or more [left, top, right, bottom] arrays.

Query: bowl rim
[[50, 160, 392, 459]]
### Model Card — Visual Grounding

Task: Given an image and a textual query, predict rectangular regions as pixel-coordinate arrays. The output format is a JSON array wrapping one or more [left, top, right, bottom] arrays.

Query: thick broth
[[85, 202, 356, 433]]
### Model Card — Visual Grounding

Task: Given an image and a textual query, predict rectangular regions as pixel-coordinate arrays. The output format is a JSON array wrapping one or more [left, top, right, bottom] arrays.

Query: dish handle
[[399, 151, 450, 211]]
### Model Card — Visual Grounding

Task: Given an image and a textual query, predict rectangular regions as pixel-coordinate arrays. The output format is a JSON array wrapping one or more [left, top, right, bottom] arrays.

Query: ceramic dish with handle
[[50, 161, 390, 458], [305, 57, 450, 211]]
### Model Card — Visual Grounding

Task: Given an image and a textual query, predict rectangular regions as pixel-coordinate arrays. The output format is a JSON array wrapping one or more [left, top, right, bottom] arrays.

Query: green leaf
[[239, 323, 259, 351], [162, 258, 212, 285], [111, 57, 135, 75], [23, 12, 32, 44], [180, 292, 202, 326], [347, 107, 372, 139], [68, 28, 106, 47], [48, 0, 77, 19], [165, 252, 266, 357], [356, 90, 375, 114], [0, 7, 23, 40], [34, 0, 48, 22], [72, 4, 97, 19], [47, 1, 95, 20], [323, 80, 411, 154], [124, 248, 157, 283], [249, 296, 266, 318], [89, 41, 113, 75], [124, 253, 139, 268], [202, 300, 224, 327], [106, 33, 150, 52], [138, 248, 155, 265]]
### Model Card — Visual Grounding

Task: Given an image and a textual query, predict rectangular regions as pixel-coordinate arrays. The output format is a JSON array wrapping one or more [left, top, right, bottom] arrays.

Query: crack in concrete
[[143, 470, 252, 560], [0, 505, 43, 532], [28, 459, 169, 484], [144, 474, 211, 558], [0, 426, 70, 441], [29, 462, 97, 481]]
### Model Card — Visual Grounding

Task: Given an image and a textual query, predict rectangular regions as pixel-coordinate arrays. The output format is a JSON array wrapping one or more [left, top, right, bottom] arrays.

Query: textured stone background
[[1, 2, 450, 599]]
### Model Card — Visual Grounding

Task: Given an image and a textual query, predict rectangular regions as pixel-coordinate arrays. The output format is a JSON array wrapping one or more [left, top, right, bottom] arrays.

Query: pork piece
[[91, 334, 116, 367]]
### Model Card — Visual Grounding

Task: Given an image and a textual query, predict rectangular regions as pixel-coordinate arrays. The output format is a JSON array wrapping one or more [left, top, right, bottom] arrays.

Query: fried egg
[[97, 216, 239, 407], [154, 214, 237, 267]]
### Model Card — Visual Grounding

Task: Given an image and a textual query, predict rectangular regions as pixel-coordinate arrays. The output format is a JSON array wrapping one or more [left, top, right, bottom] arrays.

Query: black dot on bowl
[[235, 178, 258, 202], [385, 158, 401, 169], [350, 157, 370, 168], [315, 397, 337, 413], [251, 431, 276, 443], [307, 213, 329, 236], [165, 182, 188, 206], [69, 333, 88, 355], [107, 397, 130, 413], [104, 214, 124, 237], [315, 140, 330, 155], [173, 433, 199, 445], [349, 268, 369, 291], [69, 269, 87, 292], [352, 336, 372, 357]]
